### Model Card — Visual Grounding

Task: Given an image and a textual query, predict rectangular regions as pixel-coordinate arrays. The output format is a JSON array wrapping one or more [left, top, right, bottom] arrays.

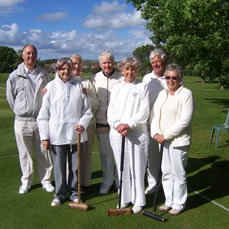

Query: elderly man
[[6, 44, 54, 194], [70, 54, 99, 192], [91, 51, 123, 194], [143, 48, 168, 195]]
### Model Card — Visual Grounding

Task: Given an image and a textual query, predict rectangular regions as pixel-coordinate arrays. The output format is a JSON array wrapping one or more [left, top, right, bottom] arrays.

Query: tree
[[133, 44, 154, 77], [0, 46, 22, 73], [127, 0, 229, 85]]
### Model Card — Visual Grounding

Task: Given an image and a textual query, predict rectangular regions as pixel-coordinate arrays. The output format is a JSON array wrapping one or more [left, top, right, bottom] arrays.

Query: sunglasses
[[165, 76, 178, 80]]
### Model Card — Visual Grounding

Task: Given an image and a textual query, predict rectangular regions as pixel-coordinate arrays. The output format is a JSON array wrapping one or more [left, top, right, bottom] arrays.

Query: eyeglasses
[[165, 76, 178, 80]]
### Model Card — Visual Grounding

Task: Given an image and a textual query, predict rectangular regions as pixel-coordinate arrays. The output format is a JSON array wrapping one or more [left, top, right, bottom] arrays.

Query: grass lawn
[[0, 73, 229, 229]]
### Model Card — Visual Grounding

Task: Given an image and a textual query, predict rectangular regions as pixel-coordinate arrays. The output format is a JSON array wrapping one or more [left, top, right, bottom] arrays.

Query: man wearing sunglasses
[[143, 48, 168, 195]]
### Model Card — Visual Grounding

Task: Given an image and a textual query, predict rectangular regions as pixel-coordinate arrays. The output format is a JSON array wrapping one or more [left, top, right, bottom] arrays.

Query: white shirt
[[107, 79, 149, 132], [143, 71, 167, 110], [24, 65, 39, 92]]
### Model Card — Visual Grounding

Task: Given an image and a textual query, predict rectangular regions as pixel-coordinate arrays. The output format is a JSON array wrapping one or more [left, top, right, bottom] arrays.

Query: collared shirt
[[24, 64, 39, 92]]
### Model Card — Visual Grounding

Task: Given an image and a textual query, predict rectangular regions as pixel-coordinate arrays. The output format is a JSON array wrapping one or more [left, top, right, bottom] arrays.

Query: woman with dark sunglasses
[[150, 63, 194, 215]]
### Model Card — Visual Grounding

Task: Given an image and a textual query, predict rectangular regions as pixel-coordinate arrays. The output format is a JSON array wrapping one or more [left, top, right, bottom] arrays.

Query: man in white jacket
[[91, 51, 123, 194], [143, 48, 168, 195], [6, 44, 54, 194]]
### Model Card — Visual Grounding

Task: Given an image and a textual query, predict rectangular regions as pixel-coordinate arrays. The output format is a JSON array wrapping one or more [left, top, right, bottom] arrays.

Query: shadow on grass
[[187, 158, 229, 210], [204, 98, 229, 108]]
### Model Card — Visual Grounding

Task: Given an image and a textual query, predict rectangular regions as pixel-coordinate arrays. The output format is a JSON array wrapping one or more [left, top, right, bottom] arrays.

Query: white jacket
[[107, 79, 149, 133], [6, 63, 50, 121], [91, 71, 123, 124], [37, 74, 93, 145], [150, 86, 194, 147]]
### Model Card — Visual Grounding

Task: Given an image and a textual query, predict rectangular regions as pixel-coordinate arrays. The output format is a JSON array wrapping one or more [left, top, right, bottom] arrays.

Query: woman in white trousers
[[107, 57, 149, 214], [150, 63, 194, 215]]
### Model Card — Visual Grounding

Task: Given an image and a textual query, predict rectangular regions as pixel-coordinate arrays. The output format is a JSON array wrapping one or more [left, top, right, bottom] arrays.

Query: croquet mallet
[[108, 136, 131, 216], [68, 133, 89, 211], [142, 144, 166, 222]]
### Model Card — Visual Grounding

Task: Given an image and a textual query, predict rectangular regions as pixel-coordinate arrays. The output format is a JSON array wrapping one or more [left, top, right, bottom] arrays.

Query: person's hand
[[116, 123, 130, 136], [42, 140, 49, 150], [154, 134, 165, 144], [121, 129, 128, 137], [82, 88, 88, 96], [41, 88, 47, 96], [75, 125, 85, 134]]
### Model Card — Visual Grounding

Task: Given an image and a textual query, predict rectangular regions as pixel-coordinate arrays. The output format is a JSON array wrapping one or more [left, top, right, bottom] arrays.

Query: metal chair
[[209, 109, 229, 149]]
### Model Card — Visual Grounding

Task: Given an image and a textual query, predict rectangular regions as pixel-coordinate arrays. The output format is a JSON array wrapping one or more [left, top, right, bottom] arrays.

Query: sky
[[0, 0, 152, 60]]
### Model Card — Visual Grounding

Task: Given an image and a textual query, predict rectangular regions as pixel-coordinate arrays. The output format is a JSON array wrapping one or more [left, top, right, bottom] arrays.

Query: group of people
[[6, 44, 194, 215]]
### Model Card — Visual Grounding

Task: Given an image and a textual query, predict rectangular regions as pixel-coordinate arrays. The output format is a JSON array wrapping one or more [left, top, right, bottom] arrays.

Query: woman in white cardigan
[[150, 63, 194, 215], [107, 57, 149, 213], [37, 57, 92, 207]]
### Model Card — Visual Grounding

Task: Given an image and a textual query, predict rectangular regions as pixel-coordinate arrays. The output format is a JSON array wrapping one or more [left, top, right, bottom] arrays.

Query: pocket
[[14, 87, 27, 115]]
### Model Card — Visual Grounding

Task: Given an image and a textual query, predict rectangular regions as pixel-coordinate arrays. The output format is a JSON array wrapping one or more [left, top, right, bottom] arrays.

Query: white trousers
[[80, 124, 95, 186], [14, 120, 53, 187], [110, 129, 148, 207], [162, 142, 189, 210], [96, 129, 116, 188], [146, 138, 161, 188]]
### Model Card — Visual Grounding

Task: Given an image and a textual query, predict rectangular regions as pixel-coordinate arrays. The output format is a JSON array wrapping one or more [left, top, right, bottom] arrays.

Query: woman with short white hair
[[37, 57, 92, 207], [108, 57, 149, 213], [150, 63, 194, 215]]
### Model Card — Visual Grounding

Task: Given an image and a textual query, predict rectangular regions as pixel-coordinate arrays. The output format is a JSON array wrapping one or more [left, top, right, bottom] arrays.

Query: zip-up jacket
[[37, 74, 93, 144], [6, 63, 50, 121]]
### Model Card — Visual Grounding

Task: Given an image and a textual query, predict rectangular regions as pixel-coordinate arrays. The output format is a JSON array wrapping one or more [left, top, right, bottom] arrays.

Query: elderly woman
[[107, 57, 149, 213], [70, 54, 99, 192], [37, 57, 92, 206], [150, 63, 194, 215]]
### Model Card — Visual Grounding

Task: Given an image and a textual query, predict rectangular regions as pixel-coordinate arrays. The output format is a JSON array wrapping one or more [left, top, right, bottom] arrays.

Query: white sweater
[[150, 86, 194, 147], [76, 75, 99, 126], [107, 79, 149, 132], [37, 74, 93, 145], [91, 71, 123, 125]]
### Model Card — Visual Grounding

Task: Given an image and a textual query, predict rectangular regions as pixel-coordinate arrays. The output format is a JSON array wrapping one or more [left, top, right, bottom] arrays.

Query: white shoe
[[51, 198, 61, 207], [72, 198, 82, 203], [145, 185, 156, 195], [43, 183, 55, 192], [132, 205, 143, 214], [117, 202, 129, 209], [159, 204, 172, 212], [19, 185, 31, 194], [169, 208, 183, 215], [99, 185, 111, 195]]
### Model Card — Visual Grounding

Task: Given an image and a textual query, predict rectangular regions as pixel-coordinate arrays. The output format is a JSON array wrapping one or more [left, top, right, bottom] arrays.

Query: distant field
[[0, 73, 229, 229]]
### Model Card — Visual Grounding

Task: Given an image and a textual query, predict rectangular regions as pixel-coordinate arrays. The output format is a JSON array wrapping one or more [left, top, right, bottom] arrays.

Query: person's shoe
[[145, 185, 156, 195], [159, 205, 172, 212], [19, 185, 31, 194], [99, 185, 111, 195], [72, 198, 82, 203], [169, 208, 182, 215], [117, 202, 129, 209], [132, 205, 143, 214], [51, 198, 61, 207], [43, 183, 55, 192]]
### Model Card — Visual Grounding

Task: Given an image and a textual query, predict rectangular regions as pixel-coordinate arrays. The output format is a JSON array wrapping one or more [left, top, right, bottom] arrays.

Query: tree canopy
[[0, 46, 22, 73], [133, 44, 154, 77], [127, 0, 229, 83]]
